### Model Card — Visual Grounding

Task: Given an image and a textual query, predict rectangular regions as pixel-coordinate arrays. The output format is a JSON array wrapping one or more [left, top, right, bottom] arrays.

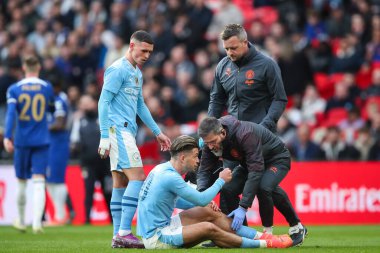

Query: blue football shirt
[[5, 77, 55, 147]]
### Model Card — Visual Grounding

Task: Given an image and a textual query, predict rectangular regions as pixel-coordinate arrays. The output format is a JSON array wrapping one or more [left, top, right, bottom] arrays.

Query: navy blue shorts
[[14, 145, 49, 179]]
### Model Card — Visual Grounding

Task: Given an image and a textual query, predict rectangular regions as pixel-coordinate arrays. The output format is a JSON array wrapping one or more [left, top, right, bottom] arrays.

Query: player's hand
[[98, 138, 110, 159], [3, 138, 14, 154], [219, 168, 232, 183], [227, 206, 247, 231], [208, 201, 221, 212], [156, 133, 171, 151]]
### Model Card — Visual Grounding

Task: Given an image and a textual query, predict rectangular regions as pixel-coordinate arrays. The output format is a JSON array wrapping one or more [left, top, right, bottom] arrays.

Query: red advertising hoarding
[[1, 162, 379, 225]]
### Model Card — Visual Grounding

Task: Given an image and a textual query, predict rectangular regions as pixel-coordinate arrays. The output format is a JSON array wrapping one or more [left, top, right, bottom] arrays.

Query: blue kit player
[[3, 55, 55, 233], [46, 78, 70, 224], [98, 30, 171, 248], [137, 135, 293, 249]]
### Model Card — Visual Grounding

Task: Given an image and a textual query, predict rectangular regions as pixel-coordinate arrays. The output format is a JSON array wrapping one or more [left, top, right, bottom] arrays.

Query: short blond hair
[[22, 55, 40, 72]]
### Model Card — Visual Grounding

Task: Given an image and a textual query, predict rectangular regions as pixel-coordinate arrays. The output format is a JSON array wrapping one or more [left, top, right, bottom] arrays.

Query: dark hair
[[131, 30, 154, 45], [170, 135, 198, 157], [198, 117, 223, 138], [220, 24, 247, 41]]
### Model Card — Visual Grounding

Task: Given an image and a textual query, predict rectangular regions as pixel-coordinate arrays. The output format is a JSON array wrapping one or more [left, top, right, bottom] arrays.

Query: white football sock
[[55, 184, 67, 221], [33, 178, 46, 229], [118, 230, 132, 236], [17, 180, 27, 225], [47, 184, 67, 221], [259, 240, 267, 248]]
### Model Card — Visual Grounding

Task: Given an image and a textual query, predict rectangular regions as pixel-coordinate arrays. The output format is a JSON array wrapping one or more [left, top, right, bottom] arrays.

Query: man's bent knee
[[123, 167, 146, 181], [200, 222, 219, 236]]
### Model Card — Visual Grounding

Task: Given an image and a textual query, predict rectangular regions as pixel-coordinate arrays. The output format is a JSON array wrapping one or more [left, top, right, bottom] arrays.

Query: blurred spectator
[[206, 0, 244, 52], [329, 35, 363, 73], [70, 94, 112, 224], [362, 68, 380, 99], [304, 10, 327, 43], [368, 137, 380, 160], [187, 0, 213, 51], [181, 84, 209, 123], [277, 114, 297, 147], [354, 127, 376, 160], [87, 0, 107, 28], [338, 107, 365, 144], [0, 59, 22, 125], [321, 126, 360, 160], [325, 81, 355, 113], [106, 1, 132, 42], [288, 123, 326, 161], [301, 84, 326, 125], [308, 38, 333, 73], [27, 19, 48, 56], [104, 34, 128, 68], [278, 38, 313, 96], [326, 4, 351, 38], [247, 20, 266, 48]]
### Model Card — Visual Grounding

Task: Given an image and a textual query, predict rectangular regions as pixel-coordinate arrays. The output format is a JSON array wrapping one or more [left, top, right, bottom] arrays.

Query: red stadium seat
[[314, 73, 333, 99], [356, 65, 373, 90], [322, 108, 348, 127]]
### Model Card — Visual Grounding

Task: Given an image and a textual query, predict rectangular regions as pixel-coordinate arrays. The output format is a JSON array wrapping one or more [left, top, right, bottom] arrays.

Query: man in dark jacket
[[203, 23, 306, 245], [208, 24, 287, 133], [198, 115, 306, 247]]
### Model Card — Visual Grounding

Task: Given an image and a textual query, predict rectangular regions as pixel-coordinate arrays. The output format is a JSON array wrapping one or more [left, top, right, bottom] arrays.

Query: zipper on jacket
[[235, 67, 240, 119]]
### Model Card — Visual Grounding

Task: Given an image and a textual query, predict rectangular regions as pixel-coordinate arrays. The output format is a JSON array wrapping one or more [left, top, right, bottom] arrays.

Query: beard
[[211, 144, 223, 157]]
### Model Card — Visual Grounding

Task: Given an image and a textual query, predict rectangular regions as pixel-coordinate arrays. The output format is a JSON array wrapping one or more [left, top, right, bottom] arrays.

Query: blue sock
[[241, 237, 261, 248], [236, 225, 257, 239], [110, 188, 126, 236], [119, 181, 143, 232]]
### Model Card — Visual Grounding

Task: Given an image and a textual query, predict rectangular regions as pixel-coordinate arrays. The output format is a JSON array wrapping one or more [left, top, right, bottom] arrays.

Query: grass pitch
[[0, 225, 379, 252]]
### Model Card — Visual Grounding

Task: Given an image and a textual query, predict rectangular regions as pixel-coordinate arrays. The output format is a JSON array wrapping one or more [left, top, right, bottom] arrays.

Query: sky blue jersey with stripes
[[5, 77, 55, 147], [137, 161, 225, 239], [98, 57, 161, 138]]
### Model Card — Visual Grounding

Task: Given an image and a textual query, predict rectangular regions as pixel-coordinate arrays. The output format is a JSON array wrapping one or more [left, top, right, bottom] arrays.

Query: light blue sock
[[119, 181, 143, 232], [236, 225, 257, 239], [241, 237, 261, 248], [110, 188, 126, 236]]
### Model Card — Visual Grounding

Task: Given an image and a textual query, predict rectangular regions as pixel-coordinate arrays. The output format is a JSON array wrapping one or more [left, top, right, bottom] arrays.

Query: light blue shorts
[[109, 127, 143, 171], [143, 214, 184, 249]]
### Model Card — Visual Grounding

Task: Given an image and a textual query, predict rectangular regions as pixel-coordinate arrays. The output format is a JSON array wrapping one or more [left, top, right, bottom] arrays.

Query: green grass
[[0, 225, 379, 252]]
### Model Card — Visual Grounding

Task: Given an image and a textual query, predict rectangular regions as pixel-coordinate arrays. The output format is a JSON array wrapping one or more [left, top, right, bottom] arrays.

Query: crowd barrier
[[0, 162, 379, 225]]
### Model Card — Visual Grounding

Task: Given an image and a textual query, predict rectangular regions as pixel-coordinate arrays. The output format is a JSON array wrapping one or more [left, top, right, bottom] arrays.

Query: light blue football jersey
[[137, 161, 225, 239], [101, 57, 160, 137]]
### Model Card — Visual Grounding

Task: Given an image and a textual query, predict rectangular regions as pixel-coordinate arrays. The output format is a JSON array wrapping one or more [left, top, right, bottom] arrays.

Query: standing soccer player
[[46, 79, 70, 224], [3, 55, 55, 233], [98, 30, 171, 248]]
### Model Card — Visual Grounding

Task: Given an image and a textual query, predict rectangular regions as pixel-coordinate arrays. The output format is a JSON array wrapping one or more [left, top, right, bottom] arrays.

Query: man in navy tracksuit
[[198, 24, 306, 246]]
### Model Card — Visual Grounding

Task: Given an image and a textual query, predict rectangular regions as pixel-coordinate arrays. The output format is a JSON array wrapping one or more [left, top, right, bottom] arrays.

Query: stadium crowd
[[1, 0, 380, 163]]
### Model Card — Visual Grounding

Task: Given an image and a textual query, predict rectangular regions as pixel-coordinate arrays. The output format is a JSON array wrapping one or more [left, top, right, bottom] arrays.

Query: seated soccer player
[[137, 135, 293, 249]]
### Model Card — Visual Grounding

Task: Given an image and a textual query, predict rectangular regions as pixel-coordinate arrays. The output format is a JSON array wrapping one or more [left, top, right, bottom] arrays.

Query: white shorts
[[143, 214, 183, 249], [109, 127, 143, 171]]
